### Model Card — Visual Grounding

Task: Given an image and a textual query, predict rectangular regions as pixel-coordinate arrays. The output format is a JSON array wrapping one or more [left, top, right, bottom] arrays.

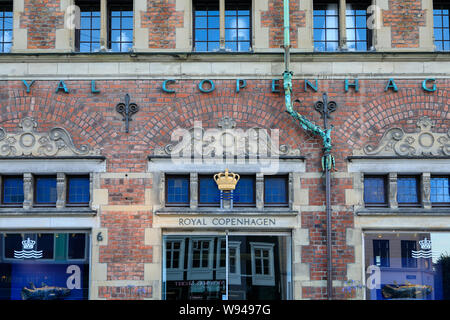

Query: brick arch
[[140, 91, 315, 154], [0, 92, 114, 154], [337, 90, 450, 152]]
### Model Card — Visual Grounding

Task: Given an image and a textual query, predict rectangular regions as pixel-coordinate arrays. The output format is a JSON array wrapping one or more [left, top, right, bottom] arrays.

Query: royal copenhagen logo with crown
[[214, 169, 240, 191], [412, 237, 434, 259], [14, 237, 43, 259]]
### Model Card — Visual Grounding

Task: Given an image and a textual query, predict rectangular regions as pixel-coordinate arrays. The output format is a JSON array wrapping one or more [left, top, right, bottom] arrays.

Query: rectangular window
[[434, 1, 450, 51], [75, 0, 101, 52], [68, 233, 86, 260], [364, 175, 388, 206], [431, 176, 450, 206], [194, 0, 251, 52], [224, 0, 251, 52], [67, 175, 90, 206], [233, 175, 255, 206], [2, 176, 23, 206], [108, 0, 133, 52], [0, 2, 12, 53], [313, 1, 339, 52], [34, 176, 57, 206], [346, 1, 372, 51], [198, 175, 220, 206], [250, 242, 275, 286], [397, 176, 420, 207], [373, 239, 390, 267], [166, 175, 190, 206], [264, 175, 288, 207], [401, 240, 417, 268]]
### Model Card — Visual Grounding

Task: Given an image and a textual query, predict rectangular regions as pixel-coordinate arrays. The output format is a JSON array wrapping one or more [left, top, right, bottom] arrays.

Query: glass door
[[162, 232, 292, 300]]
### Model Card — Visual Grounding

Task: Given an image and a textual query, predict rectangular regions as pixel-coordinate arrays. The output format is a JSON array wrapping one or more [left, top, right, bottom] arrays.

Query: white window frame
[[250, 242, 275, 286], [165, 238, 186, 281], [216, 239, 241, 285], [187, 237, 214, 280]]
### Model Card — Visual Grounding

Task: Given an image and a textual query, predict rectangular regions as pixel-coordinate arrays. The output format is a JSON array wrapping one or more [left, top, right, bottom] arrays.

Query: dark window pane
[[234, 176, 255, 205], [4, 233, 22, 259], [68, 233, 86, 259], [397, 177, 419, 204], [401, 240, 417, 268], [199, 176, 220, 205], [37, 233, 54, 260], [373, 240, 390, 267], [166, 176, 189, 205], [364, 176, 386, 205], [3, 176, 24, 204], [35, 176, 57, 205], [68, 176, 90, 204], [265, 176, 288, 205]]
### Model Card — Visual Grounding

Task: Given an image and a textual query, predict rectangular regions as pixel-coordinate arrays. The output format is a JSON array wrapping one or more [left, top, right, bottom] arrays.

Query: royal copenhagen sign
[[20, 78, 440, 95], [154, 214, 298, 229]]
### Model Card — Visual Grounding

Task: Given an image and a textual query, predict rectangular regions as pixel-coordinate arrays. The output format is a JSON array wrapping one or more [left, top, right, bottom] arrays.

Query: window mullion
[[100, 0, 108, 50], [339, 0, 347, 50], [219, 0, 225, 50]]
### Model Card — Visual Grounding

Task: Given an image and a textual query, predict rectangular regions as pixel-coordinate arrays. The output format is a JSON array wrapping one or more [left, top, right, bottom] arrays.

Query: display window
[[0, 232, 90, 300], [364, 231, 450, 300], [162, 233, 292, 300]]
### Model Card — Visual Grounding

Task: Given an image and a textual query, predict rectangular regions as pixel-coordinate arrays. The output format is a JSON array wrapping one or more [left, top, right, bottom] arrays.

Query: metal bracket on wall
[[116, 94, 139, 133]]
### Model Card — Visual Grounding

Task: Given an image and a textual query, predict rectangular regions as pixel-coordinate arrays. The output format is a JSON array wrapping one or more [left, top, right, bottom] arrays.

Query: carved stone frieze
[[154, 117, 301, 158], [357, 117, 450, 156], [0, 117, 99, 157]]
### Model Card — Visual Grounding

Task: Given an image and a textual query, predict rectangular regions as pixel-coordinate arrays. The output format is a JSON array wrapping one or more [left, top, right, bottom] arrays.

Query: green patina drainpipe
[[282, 0, 334, 300]]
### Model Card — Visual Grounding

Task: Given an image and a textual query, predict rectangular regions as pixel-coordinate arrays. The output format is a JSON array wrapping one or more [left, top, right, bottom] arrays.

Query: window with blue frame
[[431, 176, 450, 205], [108, 0, 133, 52], [2, 176, 24, 206], [199, 175, 220, 206], [35, 176, 57, 206], [434, 1, 450, 51], [397, 176, 420, 207], [364, 175, 387, 206], [401, 240, 417, 268], [233, 175, 255, 206], [193, 0, 251, 52], [166, 175, 190, 206], [313, 1, 339, 52], [373, 239, 390, 267], [75, 1, 101, 53], [0, 2, 12, 53], [264, 175, 288, 207], [67, 175, 90, 206]]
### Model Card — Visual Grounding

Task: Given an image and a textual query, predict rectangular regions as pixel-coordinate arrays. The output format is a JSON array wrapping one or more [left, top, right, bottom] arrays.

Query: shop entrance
[[162, 232, 292, 300]]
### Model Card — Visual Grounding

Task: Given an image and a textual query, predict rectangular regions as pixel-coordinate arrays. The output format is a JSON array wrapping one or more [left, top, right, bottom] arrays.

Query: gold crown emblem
[[214, 169, 240, 191]]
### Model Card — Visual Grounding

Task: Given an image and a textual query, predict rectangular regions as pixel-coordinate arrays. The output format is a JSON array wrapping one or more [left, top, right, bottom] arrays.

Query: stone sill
[[0, 51, 450, 63], [356, 208, 450, 216], [0, 207, 97, 216], [156, 207, 297, 216]]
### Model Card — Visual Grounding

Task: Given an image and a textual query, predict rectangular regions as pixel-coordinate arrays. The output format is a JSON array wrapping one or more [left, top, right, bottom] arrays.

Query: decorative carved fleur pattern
[[360, 117, 450, 156], [0, 117, 99, 157], [154, 116, 300, 157]]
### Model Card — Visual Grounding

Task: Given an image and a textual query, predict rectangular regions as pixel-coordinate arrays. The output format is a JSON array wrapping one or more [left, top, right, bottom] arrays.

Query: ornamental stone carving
[[0, 117, 99, 157], [154, 116, 301, 157], [356, 117, 450, 157]]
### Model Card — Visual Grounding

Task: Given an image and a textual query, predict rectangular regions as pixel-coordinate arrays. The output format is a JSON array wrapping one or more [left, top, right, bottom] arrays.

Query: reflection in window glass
[[108, 1, 133, 52], [346, 2, 371, 51], [67, 176, 90, 205], [75, 1, 101, 52], [0, 5, 12, 53], [3, 176, 24, 205], [166, 175, 190, 206], [313, 2, 339, 51], [193, 0, 220, 52], [364, 176, 387, 205], [163, 235, 292, 300], [35, 176, 57, 205], [397, 176, 420, 205], [431, 176, 450, 204], [0, 232, 90, 300], [364, 232, 450, 300], [224, 0, 251, 52], [434, 3, 450, 51], [264, 176, 288, 206]]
